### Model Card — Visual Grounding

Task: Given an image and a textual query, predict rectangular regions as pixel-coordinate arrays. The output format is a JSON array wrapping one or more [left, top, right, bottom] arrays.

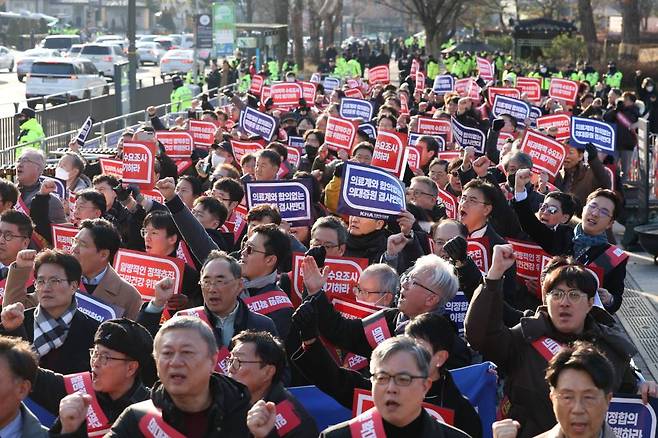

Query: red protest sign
[[520, 129, 567, 179], [260, 85, 271, 105], [508, 239, 550, 298], [416, 117, 452, 141], [400, 93, 409, 115], [286, 146, 301, 168], [141, 189, 165, 204], [188, 120, 218, 150], [516, 77, 542, 101], [467, 237, 491, 273], [406, 146, 421, 172], [352, 389, 455, 426], [114, 249, 184, 301], [372, 129, 408, 178], [436, 151, 461, 162], [437, 188, 458, 219], [230, 139, 264, 163], [496, 132, 515, 151], [344, 87, 364, 99], [477, 57, 495, 82], [155, 131, 194, 158], [368, 65, 390, 84], [249, 74, 264, 95], [291, 253, 368, 306], [99, 158, 123, 179], [270, 82, 303, 108], [415, 71, 426, 92], [536, 113, 571, 141], [299, 81, 317, 102], [329, 294, 379, 319], [548, 78, 579, 103], [454, 78, 480, 99], [122, 141, 156, 189], [487, 87, 521, 106], [51, 225, 77, 253], [325, 116, 357, 152], [410, 59, 420, 76]]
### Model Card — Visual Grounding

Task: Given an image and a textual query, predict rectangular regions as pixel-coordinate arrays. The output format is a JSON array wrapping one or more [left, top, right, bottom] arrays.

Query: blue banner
[[339, 98, 374, 121], [570, 116, 616, 153], [607, 395, 658, 437], [288, 136, 305, 149], [433, 75, 454, 94], [75, 292, 118, 322], [451, 117, 486, 153], [245, 179, 312, 225], [358, 122, 377, 139], [323, 77, 341, 93], [491, 95, 531, 124], [444, 291, 468, 336], [337, 162, 406, 220], [239, 106, 277, 141], [409, 133, 445, 150], [529, 105, 542, 127]]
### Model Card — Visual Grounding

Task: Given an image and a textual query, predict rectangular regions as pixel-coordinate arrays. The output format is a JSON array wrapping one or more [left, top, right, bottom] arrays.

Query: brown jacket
[[553, 158, 610, 212], [534, 423, 617, 438], [3, 263, 142, 320]]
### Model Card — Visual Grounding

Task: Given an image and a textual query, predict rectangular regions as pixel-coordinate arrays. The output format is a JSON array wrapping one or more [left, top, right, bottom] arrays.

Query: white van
[[26, 58, 107, 102], [40, 35, 82, 54]]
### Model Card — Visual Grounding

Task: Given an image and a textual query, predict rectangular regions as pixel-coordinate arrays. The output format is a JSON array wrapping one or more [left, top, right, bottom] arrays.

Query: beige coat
[[534, 423, 617, 438]]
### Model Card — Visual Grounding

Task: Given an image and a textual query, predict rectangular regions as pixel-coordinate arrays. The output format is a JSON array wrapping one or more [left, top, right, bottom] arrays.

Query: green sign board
[[213, 1, 236, 57]]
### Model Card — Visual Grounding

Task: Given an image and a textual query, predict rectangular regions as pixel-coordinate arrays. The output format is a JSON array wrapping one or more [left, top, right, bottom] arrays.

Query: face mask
[[647, 86, 654, 92], [55, 167, 70, 181], [507, 172, 516, 188], [211, 153, 225, 167], [286, 76, 296, 83], [305, 144, 318, 157]]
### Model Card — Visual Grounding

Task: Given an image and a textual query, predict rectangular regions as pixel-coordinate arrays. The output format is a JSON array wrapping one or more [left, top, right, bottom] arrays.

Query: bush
[[487, 35, 513, 52], [542, 34, 587, 65]]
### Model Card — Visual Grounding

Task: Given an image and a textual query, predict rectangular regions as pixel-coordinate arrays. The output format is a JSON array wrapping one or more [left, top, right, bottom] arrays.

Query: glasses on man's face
[[552, 390, 604, 408], [140, 228, 160, 239], [354, 284, 385, 298], [17, 157, 39, 166], [538, 204, 560, 215], [407, 188, 434, 198], [310, 239, 339, 249], [199, 277, 237, 288], [585, 202, 612, 218], [34, 277, 69, 289], [227, 356, 264, 371], [89, 348, 133, 367], [400, 273, 437, 296], [547, 289, 588, 304], [241, 243, 269, 256], [0, 231, 27, 242], [459, 195, 490, 206], [371, 371, 427, 387]]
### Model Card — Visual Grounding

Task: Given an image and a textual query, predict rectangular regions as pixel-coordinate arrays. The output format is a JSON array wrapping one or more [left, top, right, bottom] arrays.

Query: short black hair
[[311, 216, 348, 246], [179, 175, 204, 197], [546, 341, 615, 394], [266, 142, 288, 161], [252, 223, 291, 271], [194, 196, 228, 227], [586, 188, 621, 221], [143, 211, 179, 239], [230, 330, 287, 384], [352, 142, 374, 157], [0, 180, 18, 206], [545, 191, 577, 219], [247, 204, 281, 225], [0, 209, 33, 239], [429, 158, 449, 172], [34, 249, 82, 284], [417, 136, 440, 154], [77, 189, 107, 216], [92, 174, 120, 189], [303, 129, 324, 144], [405, 313, 456, 356], [0, 336, 38, 384], [79, 218, 122, 262], [542, 263, 598, 299], [213, 177, 245, 203], [257, 149, 282, 168]]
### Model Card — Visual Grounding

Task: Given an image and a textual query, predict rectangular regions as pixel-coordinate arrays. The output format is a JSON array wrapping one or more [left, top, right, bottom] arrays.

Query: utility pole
[[128, 0, 137, 112]]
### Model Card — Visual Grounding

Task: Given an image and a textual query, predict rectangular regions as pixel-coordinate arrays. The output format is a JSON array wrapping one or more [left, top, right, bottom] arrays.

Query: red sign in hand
[[516, 77, 542, 101], [416, 117, 452, 141], [113, 249, 184, 301], [371, 129, 408, 178], [536, 114, 571, 141], [324, 116, 357, 152], [99, 158, 123, 179], [188, 120, 219, 150], [520, 129, 567, 179], [368, 65, 390, 84], [548, 78, 579, 103], [51, 225, 78, 253], [487, 87, 521, 106], [155, 131, 194, 158], [270, 82, 303, 109], [230, 139, 265, 163], [122, 141, 156, 189]]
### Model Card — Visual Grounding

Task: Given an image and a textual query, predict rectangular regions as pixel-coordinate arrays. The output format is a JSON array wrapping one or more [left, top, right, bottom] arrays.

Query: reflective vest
[[15, 118, 45, 159], [170, 86, 193, 113]]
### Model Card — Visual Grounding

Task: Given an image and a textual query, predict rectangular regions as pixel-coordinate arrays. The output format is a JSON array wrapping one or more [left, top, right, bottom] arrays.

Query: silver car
[[136, 42, 165, 65], [16, 48, 60, 82], [159, 49, 204, 76], [0, 46, 14, 72]]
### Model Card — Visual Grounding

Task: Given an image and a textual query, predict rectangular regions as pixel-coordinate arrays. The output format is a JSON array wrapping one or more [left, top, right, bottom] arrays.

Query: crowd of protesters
[[2, 37, 658, 438]]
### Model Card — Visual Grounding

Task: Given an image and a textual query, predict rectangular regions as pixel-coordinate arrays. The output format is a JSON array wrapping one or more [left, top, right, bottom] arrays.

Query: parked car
[[0, 46, 14, 72], [154, 37, 174, 51], [136, 41, 165, 65], [137, 34, 158, 43], [40, 35, 82, 54], [26, 58, 107, 102], [79, 43, 127, 79], [16, 48, 60, 81], [159, 49, 204, 76], [65, 44, 84, 58], [168, 33, 194, 49]]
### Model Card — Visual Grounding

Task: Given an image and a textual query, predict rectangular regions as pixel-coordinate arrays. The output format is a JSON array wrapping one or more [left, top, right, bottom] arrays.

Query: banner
[[99, 158, 123, 179], [508, 239, 551, 297], [358, 122, 377, 139], [288, 136, 304, 149], [516, 77, 542, 101], [467, 237, 491, 273], [410, 59, 420, 77], [344, 87, 364, 99], [325, 116, 357, 152], [310, 73, 322, 83], [520, 130, 567, 178], [437, 188, 458, 219], [371, 129, 408, 178], [368, 65, 390, 84], [536, 114, 571, 141], [476, 57, 495, 82], [230, 139, 264, 163], [415, 71, 426, 92], [405, 145, 421, 172], [433, 75, 454, 94], [339, 98, 374, 121], [300, 81, 317, 102], [548, 78, 579, 103], [51, 225, 77, 253], [353, 388, 455, 425], [155, 131, 194, 158], [188, 119, 218, 150], [249, 74, 264, 95], [529, 105, 543, 127], [76, 292, 118, 323], [409, 133, 445, 151], [122, 141, 156, 189], [487, 87, 521, 106], [454, 78, 480, 99], [260, 85, 271, 105], [491, 95, 531, 124], [291, 253, 368, 303], [444, 291, 468, 336], [239, 106, 277, 141], [570, 116, 616, 153], [142, 189, 165, 204], [212, 1, 235, 57], [286, 146, 301, 168], [451, 117, 486, 153], [416, 117, 451, 141], [323, 77, 341, 93], [270, 82, 303, 109], [436, 151, 461, 162], [607, 396, 658, 438], [75, 117, 94, 147], [337, 162, 406, 220], [245, 179, 312, 226], [113, 249, 184, 301], [496, 132, 515, 151]]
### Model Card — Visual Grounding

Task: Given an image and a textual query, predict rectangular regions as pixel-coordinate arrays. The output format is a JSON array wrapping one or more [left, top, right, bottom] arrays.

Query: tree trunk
[[577, 0, 598, 61], [245, 0, 254, 23], [273, 0, 290, 65], [291, 0, 305, 70], [307, 0, 321, 64], [619, 0, 640, 59]]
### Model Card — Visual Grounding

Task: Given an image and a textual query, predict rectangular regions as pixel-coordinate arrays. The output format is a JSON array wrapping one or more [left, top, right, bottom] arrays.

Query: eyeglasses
[[0, 231, 27, 242], [310, 239, 339, 249], [17, 157, 40, 166], [459, 195, 490, 206], [140, 228, 159, 238], [585, 202, 612, 218], [552, 391, 605, 407], [242, 243, 269, 256], [34, 277, 69, 289], [371, 371, 427, 387], [538, 204, 560, 215], [89, 348, 134, 367], [354, 285, 386, 297], [407, 188, 435, 198], [547, 289, 588, 303], [227, 356, 264, 371], [400, 273, 437, 296], [199, 277, 237, 288]]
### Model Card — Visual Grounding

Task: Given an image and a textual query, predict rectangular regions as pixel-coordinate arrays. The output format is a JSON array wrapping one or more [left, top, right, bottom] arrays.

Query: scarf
[[572, 223, 608, 259], [32, 301, 76, 358], [242, 270, 278, 291]]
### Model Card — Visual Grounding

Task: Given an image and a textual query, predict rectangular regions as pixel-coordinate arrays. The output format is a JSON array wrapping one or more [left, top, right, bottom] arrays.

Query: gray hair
[[411, 175, 438, 198], [311, 216, 349, 246], [503, 151, 533, 172], [20, 149, 46, 172], [370, 336, 430, 378], [363, 263, 400, 297], [201, 250, 242, 279], [411, 254, 458, 309], [154, 316, 218, 358]]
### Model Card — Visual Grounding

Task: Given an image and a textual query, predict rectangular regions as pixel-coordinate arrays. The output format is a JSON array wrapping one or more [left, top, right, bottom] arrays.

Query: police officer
[[15, 107, 44, 159], [170, 75, 193, 113], [604, 61, 623, 90]]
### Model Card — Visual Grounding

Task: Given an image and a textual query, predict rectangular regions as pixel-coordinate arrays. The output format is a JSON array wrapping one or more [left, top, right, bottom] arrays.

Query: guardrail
[[3, 83, 236, 167]]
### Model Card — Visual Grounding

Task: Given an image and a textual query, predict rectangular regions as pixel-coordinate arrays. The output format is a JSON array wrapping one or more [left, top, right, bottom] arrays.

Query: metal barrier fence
[[2, 84, 236, 166]]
